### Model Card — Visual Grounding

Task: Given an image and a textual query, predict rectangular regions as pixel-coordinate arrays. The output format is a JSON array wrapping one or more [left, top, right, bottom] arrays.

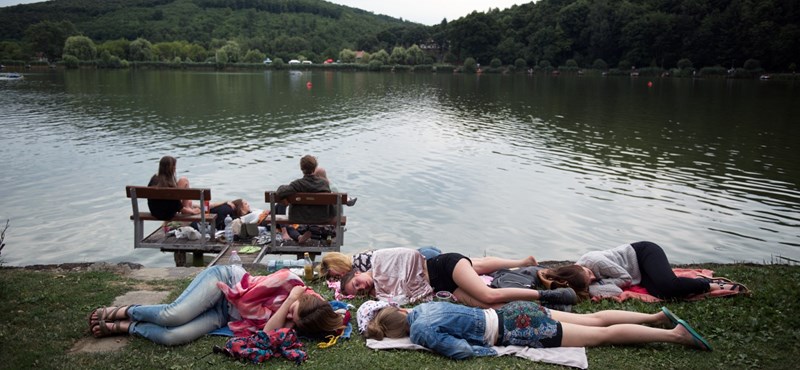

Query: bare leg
[[451, 259, 541, 306], [471, 256, 538, 275], [560, 322, 701, 349], [551, 309, 670, 327], [177, 176, 199, 215]]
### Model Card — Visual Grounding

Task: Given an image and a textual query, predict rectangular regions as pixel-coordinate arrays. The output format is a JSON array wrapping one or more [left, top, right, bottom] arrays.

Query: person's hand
[[288, 286, 307, 300]]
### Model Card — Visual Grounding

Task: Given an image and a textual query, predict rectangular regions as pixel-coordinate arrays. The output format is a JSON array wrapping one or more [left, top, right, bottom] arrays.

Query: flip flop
[[677, 319, 713, 351], [661, 307, 681, 327]]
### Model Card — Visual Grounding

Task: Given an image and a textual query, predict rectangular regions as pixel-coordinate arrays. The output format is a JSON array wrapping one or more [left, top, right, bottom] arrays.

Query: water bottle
[[224, 214, 233, 245], [229, 250, 242, 267], [303, 252, 313, 281]]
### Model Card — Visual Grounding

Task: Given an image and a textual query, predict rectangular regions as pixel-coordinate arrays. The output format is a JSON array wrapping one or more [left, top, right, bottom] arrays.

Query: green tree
[[97, 39, 129, 60], [0, 41, 26, 61], [743, 58, 761, 70], [389, 46, 407, 65], [490, 57, 502, 68], [220, 41, 240, 63], [242, 49, 265, 63], [215, 49, 228, 64], [62, 54, 79, 68], [514, 58, 527, 70], [128, 38, 154, 61], [63, 35, 97, 61], [372, 49, 389, 64], [592, 58, 607, 70], [272, 57, 285, 69], [677, 58, 693, 70], [339, 48, 356, 63], [368, 59, 383, 71], [463, 57, 477, 73], [405, 44, 424, 65], [24, 20, 78, 61], [565, 59, 578, 68]]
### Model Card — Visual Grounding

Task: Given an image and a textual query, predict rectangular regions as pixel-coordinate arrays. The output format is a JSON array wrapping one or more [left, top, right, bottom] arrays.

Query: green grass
[[1, 263, 798, 369]]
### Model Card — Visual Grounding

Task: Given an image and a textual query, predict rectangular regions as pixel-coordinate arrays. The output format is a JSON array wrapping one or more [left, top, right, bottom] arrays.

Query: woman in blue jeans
[[88, 266, 341, 345], [362, 300, 712, 360]]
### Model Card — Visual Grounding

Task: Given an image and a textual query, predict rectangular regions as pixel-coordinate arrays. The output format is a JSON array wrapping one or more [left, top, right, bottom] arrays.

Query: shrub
[[463, 57, 477, 73], [699, 65, 727, 76], [490, 58, 502, 68], [62, 54, 79, 68], [677, 58, 693, 70], [514, 58, 527, 70], [743, 58, 761, 70], [271, 58, 285, 69], [592, 58, 608, 70], [368, 60, 383, 71]]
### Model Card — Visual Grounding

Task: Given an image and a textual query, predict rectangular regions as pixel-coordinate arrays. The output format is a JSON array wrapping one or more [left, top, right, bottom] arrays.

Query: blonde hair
[[366, 306, 409, 340], [319, 252, 352, 278]]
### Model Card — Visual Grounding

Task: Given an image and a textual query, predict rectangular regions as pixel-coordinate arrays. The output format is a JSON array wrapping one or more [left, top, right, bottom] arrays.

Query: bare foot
[[91, 320, 131, 338], [89, 306, 129, 327], [673, 321, 712, 351], [298, 231, 312, 244], [524, 256, 538, 266]]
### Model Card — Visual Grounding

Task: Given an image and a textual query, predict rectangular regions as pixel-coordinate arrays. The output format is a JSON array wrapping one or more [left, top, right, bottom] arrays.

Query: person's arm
[[263, 286, 305, 331]]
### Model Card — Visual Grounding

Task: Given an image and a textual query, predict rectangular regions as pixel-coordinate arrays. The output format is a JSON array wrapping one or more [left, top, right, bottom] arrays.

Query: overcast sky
[[0, 0, 530, 25]]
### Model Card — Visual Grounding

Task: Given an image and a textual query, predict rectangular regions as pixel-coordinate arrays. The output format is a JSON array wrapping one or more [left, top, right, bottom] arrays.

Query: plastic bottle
[[224, 214, 233, 245], [303, 252, 313, 281], [229, 250, 242, 267]]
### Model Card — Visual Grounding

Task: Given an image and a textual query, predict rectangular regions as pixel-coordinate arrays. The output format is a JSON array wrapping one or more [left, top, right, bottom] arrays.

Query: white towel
[[366, 337, 587, 369]]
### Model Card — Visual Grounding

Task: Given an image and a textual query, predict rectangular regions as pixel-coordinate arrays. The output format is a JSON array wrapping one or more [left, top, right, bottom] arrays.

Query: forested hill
[[0, 0, 413, 58], [1, 0, 797, 71]]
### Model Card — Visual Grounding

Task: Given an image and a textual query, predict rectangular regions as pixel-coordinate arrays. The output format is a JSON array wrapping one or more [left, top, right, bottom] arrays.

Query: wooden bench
[[255, 191, 348, 262], [126, 186, 219, 265]]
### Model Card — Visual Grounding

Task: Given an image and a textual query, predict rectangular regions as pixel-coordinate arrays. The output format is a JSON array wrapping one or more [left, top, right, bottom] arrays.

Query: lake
[[1, 69, 798, 267]]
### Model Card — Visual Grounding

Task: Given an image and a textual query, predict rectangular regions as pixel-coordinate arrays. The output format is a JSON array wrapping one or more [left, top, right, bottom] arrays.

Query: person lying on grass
[[320, 247, 538, 280], [574, 241, 749, 299], [340, 248, 579, 308], [361, 300, 711, 360], [87, 266, 343, 346]]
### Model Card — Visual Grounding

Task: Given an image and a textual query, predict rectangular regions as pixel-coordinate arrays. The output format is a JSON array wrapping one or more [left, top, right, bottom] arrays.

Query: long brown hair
[[366, 306, 409, 340], [231, 199, 248, 217], [542, 265, 590, 301], [293, 294, 344, 334], [153, 156, 177, 187]]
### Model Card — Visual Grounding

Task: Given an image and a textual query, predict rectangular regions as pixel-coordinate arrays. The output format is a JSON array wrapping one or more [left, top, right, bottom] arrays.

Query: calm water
[[1, 69, 798, 267]]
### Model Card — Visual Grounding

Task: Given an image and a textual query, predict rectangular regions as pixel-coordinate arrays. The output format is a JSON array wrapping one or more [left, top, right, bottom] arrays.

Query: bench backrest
[[126, 186, 211, 201], [264, 191, 347, 205]]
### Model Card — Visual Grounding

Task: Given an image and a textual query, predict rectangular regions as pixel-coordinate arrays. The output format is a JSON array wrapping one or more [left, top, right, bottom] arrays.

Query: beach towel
[[591, 268, 750, 303], [366, 337, 587, 369]]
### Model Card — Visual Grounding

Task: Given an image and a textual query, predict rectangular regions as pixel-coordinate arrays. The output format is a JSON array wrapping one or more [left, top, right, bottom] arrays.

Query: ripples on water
[[0, 71, 798, 267]]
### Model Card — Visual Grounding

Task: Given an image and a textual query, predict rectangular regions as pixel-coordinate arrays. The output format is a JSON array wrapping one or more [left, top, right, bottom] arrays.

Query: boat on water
[[0, 72, 24, 80]]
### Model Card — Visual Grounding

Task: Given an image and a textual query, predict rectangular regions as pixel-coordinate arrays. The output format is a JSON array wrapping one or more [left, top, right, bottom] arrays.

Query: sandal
[[711, 278, 752, 296], [91, 320, 129, 338], [88, 306, 129, 330]]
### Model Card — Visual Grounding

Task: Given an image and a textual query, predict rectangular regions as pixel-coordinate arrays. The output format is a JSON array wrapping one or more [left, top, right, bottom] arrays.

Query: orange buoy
[[306, 81, 312, 89], [647, 81, 653, 87]]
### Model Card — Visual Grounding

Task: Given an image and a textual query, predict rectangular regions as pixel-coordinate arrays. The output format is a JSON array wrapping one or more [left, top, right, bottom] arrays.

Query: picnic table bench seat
[[126, 185, 220, 265], [252, 191, 349, 263]]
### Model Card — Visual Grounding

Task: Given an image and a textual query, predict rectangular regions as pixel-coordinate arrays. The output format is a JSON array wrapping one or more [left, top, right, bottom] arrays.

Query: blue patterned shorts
[[496, 301, 562, 348]]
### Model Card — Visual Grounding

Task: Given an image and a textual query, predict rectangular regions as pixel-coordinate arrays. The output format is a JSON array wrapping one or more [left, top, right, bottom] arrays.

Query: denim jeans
[[128, 265, 240, 345], [417, 246, 442, 260]]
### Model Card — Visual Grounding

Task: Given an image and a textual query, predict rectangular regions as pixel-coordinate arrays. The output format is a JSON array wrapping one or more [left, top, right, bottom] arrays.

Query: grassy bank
[[1, 263, 797, 369]]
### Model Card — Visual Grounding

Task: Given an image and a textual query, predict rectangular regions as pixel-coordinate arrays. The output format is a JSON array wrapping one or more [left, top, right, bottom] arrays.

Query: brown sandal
[[88, 306, 129, 330], [92, 320, 129, 338]]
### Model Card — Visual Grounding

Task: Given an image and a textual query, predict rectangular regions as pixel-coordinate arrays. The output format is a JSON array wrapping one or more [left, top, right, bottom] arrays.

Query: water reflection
[[0, 70, 797, 267]]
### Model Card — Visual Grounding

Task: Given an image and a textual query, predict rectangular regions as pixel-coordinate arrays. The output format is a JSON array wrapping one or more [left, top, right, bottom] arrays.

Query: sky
[[0, 0, 531, 26]]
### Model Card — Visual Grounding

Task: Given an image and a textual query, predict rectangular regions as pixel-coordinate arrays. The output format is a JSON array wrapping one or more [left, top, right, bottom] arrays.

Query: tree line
[[0, 0, 796, 72]]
